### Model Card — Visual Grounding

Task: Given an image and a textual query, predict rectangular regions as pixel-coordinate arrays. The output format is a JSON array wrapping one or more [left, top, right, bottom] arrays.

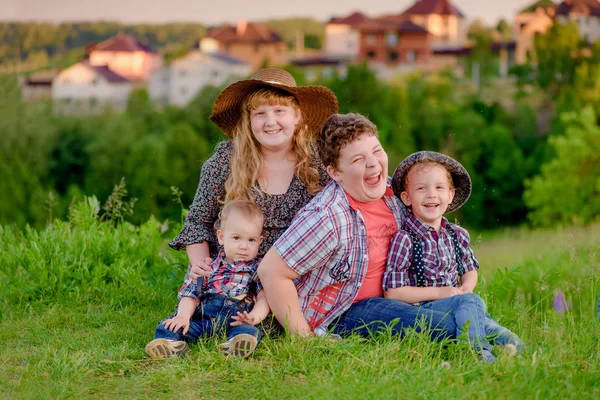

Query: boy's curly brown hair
[[316, 113, 378, 168]]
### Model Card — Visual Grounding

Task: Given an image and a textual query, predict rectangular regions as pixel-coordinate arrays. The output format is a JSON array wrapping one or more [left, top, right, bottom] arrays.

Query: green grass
[[1, 198, 599, 399]]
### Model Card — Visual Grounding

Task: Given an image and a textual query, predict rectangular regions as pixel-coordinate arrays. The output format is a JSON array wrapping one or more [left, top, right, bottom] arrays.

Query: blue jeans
[[419, 293, 490, 351], [484, 313, 524, 350], [154, 294, 262, 343], [330, 297, 457, 341]]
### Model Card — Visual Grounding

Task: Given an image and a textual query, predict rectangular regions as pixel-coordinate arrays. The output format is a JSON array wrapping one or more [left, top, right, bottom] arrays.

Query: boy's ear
[[448, 187, 455, 204], [400, 191, 412, 207], [216, 229, 224, 245], [326, 165, 342, 182]]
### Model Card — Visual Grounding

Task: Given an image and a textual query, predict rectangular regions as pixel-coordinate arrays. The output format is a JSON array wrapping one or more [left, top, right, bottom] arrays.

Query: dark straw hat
[[209, 68, 339, 137], [391, 151, 472, 213]]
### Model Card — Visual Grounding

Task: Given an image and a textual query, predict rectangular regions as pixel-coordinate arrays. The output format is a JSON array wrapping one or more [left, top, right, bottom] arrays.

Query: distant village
[[19, 0, 600, 114]]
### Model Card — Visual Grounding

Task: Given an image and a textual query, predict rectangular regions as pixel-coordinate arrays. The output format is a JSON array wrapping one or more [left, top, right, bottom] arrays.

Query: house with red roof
[[325, 11, 369, 59], [356, 17, 432, 66], [514, 1, 556, 64], [199, 21, 287, 69], [397, 0, 467, 47], [89, 33, 163, 83], [52, 61, 132, 114]]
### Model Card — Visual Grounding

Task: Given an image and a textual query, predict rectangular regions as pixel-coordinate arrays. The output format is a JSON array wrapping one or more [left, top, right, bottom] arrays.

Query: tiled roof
[[204, 22, 283, 44], [328, 11, 369, 25], [207, 52, 249, 65], [556, 0, 600, 17], [85, 63, 129, 83], [94, 33, 156, 53], [357, 17, 429, 34], [401, 0, 465, 18], [519, 0, 557, 13]]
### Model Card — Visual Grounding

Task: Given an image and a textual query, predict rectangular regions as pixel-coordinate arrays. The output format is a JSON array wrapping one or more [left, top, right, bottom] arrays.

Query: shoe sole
[[218, 334, 258, 358], [145, 339, 188, 360]]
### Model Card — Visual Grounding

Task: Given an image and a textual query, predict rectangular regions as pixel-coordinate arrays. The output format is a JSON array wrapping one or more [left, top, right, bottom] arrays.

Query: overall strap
[[446, 225, 465, 277], [407, 228, 427, 287], [408, 224, 465, 287]]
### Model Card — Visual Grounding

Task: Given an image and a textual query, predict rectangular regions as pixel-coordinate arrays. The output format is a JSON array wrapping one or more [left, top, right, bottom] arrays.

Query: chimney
[[237, 20, 247, 36]]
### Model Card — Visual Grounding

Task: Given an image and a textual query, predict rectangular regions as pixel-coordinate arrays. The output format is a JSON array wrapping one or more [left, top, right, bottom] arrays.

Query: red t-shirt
[[346, 192, 398, 303]]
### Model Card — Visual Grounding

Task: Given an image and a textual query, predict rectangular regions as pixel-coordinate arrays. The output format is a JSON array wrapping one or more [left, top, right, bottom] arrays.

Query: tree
[[534, 22, 582, 89], [524, 106, 600, 226]]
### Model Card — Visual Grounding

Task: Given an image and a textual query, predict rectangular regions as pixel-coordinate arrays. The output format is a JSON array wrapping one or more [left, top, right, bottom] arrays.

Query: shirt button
[[363, 254, 368, 260]]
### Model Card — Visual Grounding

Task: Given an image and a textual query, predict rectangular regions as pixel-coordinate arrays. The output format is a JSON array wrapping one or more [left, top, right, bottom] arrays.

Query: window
[[366, 34, 376, 45], [212, 70, 220, 79], [366, 50, 376, 59], [386, 32, 398, 47], [407, 51, 417, 64], [91, 78, 98, 85], [388, 51, 398, 61]]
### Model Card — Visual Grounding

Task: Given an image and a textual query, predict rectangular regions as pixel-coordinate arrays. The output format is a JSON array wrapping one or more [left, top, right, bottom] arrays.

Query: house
[[398, 0, 468, 48], [356, 17, 432, 67], [514, 1, 556, 64], [555, 0, 600, 43], [89, 33, 163, 83], [19, 70, 57, 101], [149, 50, 251, 107], [199, 21, 287, 69], [324, 11, 369, 59], [52, 61, 131, 114]]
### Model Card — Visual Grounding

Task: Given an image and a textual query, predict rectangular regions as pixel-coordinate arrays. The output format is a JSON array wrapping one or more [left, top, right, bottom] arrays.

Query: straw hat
[[209, 68, 339, 137], [391, 151, 472, 214]]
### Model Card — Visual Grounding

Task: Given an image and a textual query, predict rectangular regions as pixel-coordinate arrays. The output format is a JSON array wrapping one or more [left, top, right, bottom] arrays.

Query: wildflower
[[504, 344, 517, 357], [553, 291, 572, 314], [441, 361, 451, 370]]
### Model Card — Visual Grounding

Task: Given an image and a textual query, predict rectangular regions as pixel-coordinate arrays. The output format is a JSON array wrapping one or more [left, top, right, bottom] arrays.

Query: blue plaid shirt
[[274, 180, 406, 331], [383, 211, 479, 290], [178, 250, 262, 303]]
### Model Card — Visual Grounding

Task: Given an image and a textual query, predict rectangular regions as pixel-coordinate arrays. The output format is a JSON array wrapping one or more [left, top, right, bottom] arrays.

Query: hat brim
[[209, 79, 339, 138], [391, 151, 472, 214]]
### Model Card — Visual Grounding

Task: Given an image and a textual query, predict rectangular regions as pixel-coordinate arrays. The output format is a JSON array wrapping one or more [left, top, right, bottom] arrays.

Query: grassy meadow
[[1, 198, 599, 399]]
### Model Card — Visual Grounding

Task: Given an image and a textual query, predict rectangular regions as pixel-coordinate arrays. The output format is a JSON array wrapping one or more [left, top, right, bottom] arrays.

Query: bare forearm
[[385, 286, 449, 303], [258, 250, 312, 336], [186, 242, 210, 265], [176, 297, 197, 320], [249, 292, 271, 323], [460, 270, 478, 292]]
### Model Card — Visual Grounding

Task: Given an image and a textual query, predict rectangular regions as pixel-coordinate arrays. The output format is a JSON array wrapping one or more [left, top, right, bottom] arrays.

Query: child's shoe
[[478, 349, 496, 362], [145, 338, 188, 360], [218, 334, 258, 358]]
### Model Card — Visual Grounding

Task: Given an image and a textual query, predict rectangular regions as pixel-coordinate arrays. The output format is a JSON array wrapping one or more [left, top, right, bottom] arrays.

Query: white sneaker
[[218, 334, 258, 358], [145, 338, 188, 360]]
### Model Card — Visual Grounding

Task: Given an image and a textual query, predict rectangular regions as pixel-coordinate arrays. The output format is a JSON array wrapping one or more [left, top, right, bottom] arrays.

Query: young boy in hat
[[384, 151, 503, 361], [146, 200, 269, 360]]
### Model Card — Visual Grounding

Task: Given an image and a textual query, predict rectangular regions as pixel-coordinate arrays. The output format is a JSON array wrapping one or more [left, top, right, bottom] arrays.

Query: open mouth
[[423, 203, 440, 209], [364, 172, 381, 186], [264, 129, 281, 135]]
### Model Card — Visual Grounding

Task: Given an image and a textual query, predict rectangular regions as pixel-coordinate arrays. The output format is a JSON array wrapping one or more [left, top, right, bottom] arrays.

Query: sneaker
[[218, 334, 258, 358], [478, 349, 496, 363], [145, 338, 188, 360]]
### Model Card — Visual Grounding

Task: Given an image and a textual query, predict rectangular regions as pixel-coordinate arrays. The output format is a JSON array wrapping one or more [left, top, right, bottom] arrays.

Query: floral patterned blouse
[[170, 141, 331, 259]]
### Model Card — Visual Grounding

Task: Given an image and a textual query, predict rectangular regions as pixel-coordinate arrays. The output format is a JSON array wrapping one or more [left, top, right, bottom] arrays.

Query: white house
[[52, 61, 131, 114], [324, 12, 369, 59], [556, 0, 600, 43], [149, 50, 251, 107]]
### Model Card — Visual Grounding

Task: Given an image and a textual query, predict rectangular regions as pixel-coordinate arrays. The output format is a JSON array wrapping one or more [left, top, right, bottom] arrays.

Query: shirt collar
[[405, 210, 449, 237]]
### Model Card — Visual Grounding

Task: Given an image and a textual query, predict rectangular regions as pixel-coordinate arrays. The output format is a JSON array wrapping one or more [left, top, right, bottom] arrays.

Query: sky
[[2, 0, 545, 26]]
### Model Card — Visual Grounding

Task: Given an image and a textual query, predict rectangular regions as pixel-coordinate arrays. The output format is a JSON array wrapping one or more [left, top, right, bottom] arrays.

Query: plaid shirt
[[274, 180, 407, 332], [178, 250, 262, 303], [383, 211, 479, 290]]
